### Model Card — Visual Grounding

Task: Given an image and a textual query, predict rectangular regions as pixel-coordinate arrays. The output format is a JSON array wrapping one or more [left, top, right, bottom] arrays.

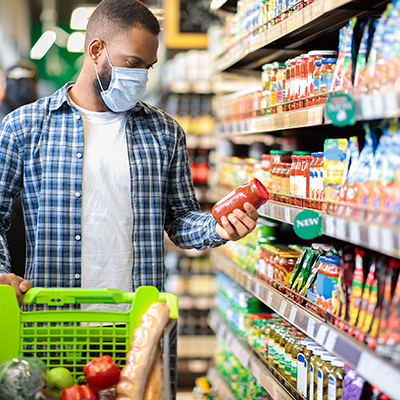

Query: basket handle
[[159, 292, 178, 319], [23, 288, 135, 305]]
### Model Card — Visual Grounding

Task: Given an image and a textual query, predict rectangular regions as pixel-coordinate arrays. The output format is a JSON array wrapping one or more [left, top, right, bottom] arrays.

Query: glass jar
[[297, 344, 322, 397], [276, 64, 286, 113], [294, 155, 305, 206], [316, 152, 324, 210], [261, 154, 273, 190], [281, 163, 291, 202], [294, 57, 302, 109], [319, 58, 338, 98], [289, 155, 298, 202], [212, 178, 269, 224], [309, 349, 330, 400], [301, 54, 309, 105], [316, 354, 337, 400], [284, 59, 291, 112], [289, 58, 297, 110], [279, 252, 300, 285], [327, 359, 345, 400], [291, 338, 313, 388]]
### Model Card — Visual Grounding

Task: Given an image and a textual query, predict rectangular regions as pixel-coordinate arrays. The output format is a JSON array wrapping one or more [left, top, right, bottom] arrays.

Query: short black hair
[[85, 0, 160, 50]]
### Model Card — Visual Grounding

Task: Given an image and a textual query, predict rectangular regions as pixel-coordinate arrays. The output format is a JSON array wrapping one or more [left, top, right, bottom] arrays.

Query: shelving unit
[[208, 310, 298, 400], [207, 367, 238, 400], [211, 250, 400, 400], [214, 0, 387, 72]]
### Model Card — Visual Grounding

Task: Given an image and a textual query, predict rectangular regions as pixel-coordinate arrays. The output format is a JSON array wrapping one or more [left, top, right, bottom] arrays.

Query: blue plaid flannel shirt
[[0, 83, 226, 292]]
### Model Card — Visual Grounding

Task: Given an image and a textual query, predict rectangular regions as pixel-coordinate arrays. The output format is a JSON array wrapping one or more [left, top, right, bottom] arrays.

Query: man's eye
[[128, 60, 140, 67]]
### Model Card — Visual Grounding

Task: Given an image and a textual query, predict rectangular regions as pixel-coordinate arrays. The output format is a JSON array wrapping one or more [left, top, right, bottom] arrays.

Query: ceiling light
[[30, 30, 57, 60], [67, 32, 86, 52], [70, 7, 95, 30]]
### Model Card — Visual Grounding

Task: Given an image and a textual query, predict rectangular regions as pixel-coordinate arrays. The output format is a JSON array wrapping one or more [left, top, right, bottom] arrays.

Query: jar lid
[[308, 50, 338, 57], [313, 349, 330, 356], [270, 150, 293, 155], [316, 152, 324, 157], [321, 354, 336, 361], [331, 359, 345, 367], [322, 58, 338, 64], [250, 178, 270, 201], [294, 151, 311, 155], [311, 152, 319, 157], [315, 60, 322, 66]]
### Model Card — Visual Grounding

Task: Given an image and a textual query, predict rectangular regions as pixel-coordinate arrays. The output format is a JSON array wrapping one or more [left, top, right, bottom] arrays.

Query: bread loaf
[[116, 302, 170, 400], [143, 349, 164, 400]]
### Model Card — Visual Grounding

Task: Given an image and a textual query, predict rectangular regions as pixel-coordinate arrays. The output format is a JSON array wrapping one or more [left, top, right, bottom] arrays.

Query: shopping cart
[[0, 285, 178, 399]]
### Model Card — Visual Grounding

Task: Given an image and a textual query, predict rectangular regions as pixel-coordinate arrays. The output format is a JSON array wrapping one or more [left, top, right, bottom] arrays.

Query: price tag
[[368, 225, 380, 251], [267, 291, 273, 306], [381, 228, 394, 255], [307, 318, 316, 337], [273, 385, 279, 400], [251, 360, 262, 384], [219, 324, 226, 340], [361, 96, 373, 120], [285, 207, 291, 223], [279, 300, 287, 316], [335, 219, 346, 240], [349, 221, 361, 245], [324, 331, 338, 353], [325, 216, 335, 237], [254, 282, 261, 297], [356, 351, 400, 400], [289, 306, 297, 324], [225, 331, 234, 346], [373, 94, 384, 118], [384, 91, 399, 116], [270, 204, 276, 219], [241, 348, 251, 369], [315, 325, 329, 345]]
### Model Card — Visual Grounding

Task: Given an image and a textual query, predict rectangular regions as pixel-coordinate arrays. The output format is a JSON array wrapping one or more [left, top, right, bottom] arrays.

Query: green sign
[[325, 93, 356, 127], [293, 210, 322, 240]]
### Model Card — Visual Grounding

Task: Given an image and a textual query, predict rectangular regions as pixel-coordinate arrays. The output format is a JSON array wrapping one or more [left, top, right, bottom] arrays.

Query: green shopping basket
[[0, 285, 178, 399]]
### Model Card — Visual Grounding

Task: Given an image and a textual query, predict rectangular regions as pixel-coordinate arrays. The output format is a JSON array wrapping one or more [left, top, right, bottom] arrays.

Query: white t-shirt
[[70, 98, 133, 312]]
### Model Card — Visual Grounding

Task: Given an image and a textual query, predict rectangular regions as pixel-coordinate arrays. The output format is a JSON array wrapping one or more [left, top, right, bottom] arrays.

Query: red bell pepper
[[83, 355, 121, 393], [59, 384, 96, 400]]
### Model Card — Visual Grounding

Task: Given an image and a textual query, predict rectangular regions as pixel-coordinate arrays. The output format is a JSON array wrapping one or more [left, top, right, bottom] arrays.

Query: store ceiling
[[29, 0, 162, 26]]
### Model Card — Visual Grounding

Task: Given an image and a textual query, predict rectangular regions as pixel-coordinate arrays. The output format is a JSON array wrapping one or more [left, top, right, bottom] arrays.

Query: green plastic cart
[[0, 285, 178, 399]]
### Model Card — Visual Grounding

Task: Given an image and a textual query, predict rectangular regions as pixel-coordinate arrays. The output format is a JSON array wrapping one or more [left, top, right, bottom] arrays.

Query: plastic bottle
[[294, 57, 302, 109]]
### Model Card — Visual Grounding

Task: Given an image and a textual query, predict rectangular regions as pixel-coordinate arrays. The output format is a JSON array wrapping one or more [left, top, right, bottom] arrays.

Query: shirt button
[[76, 153, 82, 158], [75, 192, 81, 198], [75, 114, 81, 120], [75, 235, 81, 241], [75, 274, 80, 279]]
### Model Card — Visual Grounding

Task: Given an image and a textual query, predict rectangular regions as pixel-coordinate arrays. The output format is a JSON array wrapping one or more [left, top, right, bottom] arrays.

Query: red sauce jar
[[212, 178, 269, 225]]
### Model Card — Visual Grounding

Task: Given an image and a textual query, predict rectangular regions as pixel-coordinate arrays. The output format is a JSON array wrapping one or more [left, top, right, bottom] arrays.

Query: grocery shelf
[[186, 134, 218, 149], [215, 0, 378, 72], [211, 250, 400, 400], [179, 295, 215, 310], [178, 335, 216, 359], [214, 106, 325, 136], [213, 186, 400, 259], [207, 367, 238, 400], [208, 310, 298, 400]]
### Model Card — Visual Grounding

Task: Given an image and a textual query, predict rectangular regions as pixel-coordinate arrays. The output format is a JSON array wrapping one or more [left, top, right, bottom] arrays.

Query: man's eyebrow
[[128, 55, 158, 68]]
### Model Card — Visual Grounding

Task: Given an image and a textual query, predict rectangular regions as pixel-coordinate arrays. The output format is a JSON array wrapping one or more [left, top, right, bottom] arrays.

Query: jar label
[[291, 358, 297, 381], [317, 368, 324, 400], [297, 176, 307, 198], [328, 374, 336, 400], [310, 364, 315, 400], [285, 353, 292, 375], [279, 346, 286, 368], [215, 190, 236, 208], [297, 354, 308, 397]]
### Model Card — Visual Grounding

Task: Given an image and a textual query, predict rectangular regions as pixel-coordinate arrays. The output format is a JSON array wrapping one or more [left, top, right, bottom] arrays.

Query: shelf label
[[349, 221, 361, 245], [325, 216, 335, 237], [335, 219, 347, 240], [356, 351, 400, 400], [381, 228, 394, 255], [279, 300, 287, 316], [254, 282, 261, 297], [315, 325, 329, 345], [273, 385, 279, 400], [267, 291, 273, 306], [285, 207, 291, 223], [324, 331, 338, 353], [289, 306, 297, 324], [325, 93, 356, 127], [307, 318, 316, 337], [293, 210, 322, 240], [368, 225, 380, 250]]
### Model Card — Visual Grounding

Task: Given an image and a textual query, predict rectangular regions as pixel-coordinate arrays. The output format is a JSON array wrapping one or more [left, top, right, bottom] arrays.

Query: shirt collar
[[49, 82, 151, 115]]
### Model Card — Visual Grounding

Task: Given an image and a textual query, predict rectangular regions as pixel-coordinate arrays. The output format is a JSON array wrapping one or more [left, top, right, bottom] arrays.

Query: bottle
[[276, 64, 286, 113], [290, 59, 297, 110], [300, 54, 309, 106], [309, 349, 330, 400], [270, 62, 279, 114], [291, 339, 314, 388], [327, 359, 345, 400], [289, 155, 298, 203], [294, 57, 302, 109], [294, 155, 304, 206]]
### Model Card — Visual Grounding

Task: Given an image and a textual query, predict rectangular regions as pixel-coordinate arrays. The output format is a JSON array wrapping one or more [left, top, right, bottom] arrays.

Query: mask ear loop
[[94, 42, 112, 93]]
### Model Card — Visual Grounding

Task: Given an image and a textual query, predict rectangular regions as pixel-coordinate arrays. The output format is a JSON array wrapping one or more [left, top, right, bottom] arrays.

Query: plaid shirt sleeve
[[0, 116, 23, 274], [164, 124, 227, 249]]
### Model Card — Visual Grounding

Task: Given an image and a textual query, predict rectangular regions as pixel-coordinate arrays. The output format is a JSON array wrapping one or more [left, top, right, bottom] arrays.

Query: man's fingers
[[19, 279, 31, 293], [243, 203, 259, 220], [228, 213, 249, 237], [232, 209, 257, 232]]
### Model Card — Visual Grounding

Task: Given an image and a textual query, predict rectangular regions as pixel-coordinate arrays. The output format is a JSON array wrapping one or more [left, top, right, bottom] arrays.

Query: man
[[0, 0, 259, 308]]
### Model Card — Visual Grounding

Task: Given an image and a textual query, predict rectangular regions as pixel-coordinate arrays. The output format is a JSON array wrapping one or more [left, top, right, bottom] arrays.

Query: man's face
[[92, 26, 159, 111]]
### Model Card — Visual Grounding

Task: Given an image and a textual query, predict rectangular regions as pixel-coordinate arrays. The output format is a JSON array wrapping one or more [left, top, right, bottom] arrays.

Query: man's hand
[[215, 202, 259, 241], [0, 273, 31, 307]]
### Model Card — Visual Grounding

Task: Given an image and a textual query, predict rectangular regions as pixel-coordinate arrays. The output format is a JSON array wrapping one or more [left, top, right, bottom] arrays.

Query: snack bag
[[354, 20, 377, 87], [323, 138, 348, 202], [340, 18, 357, 89], [348, 249, 365, 331], [332, 27, 347, 91]]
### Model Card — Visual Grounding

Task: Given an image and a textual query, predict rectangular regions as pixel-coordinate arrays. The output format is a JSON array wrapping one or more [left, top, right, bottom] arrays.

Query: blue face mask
[[94, 45, 149, 112]]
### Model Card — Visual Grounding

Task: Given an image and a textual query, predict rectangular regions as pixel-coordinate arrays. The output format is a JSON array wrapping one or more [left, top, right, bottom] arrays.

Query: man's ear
[[88, 38, 104, 63]]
